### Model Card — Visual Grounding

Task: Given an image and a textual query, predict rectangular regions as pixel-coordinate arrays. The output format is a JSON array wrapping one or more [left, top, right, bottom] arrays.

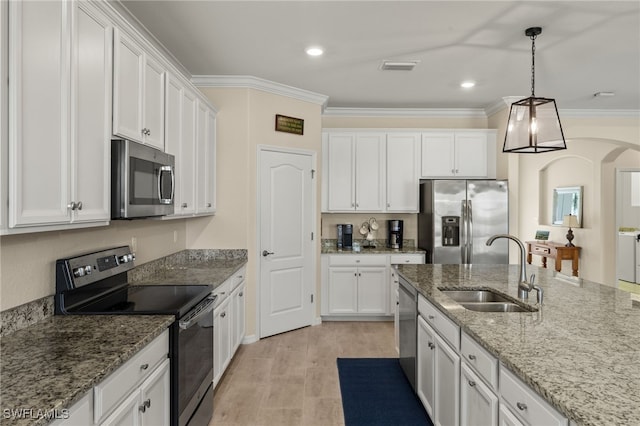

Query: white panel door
[[195, 101, 208, 212], [460, 362, 498, 426], [140, 359, 170, 426], [328, 267, 358, 314], [435, 333, 460, 426], [357, 267, 387, 313], [113, 28, 143, 143], [203, 108, 216, 213], [72, 2, 111, 223], [143, 54, 165, 150], [326, 133, 355, 211], [455, 132, 488, 177], [355, 133, 385, 211], [417, 315, 436, 419], [386, 132, 419, 212], [421, 132, 455, 177], [259, 149, 314, 338], [9, 0, 71, 226]]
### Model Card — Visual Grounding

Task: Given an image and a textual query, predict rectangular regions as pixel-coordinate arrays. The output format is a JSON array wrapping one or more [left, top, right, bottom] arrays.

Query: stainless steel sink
[[439, 289, 537, 313], [439, 289, 512, 303], [459, 302, 533, 313]]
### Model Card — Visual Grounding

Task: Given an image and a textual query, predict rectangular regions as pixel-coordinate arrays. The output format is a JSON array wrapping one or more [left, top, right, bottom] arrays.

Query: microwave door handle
[[158, 165, 173, 204]]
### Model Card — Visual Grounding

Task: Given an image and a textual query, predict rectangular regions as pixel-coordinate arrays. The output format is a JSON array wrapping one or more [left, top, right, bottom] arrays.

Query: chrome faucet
[[486, 234, 543, 305]]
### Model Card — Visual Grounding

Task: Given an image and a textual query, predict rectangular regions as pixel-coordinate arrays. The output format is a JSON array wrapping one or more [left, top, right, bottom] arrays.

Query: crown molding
[[191, 75, 329, 107], [323, 107, 487, 118], [558, 109, 640, 118]]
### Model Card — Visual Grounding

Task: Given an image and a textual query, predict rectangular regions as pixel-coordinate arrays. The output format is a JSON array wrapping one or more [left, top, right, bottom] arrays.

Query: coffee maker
[[337, 224, 353, 250], [387, 220, 403, 249]]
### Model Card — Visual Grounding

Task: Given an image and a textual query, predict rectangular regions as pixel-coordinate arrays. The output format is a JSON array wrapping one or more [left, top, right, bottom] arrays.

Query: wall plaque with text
[[275, 114, 304, 135]]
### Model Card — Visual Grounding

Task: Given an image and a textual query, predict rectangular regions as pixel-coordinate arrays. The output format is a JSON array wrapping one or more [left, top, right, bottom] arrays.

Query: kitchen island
[[396, 263, 640, 426]]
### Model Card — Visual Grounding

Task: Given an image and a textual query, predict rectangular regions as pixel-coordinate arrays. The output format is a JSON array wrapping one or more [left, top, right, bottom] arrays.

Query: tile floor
[[210, 321, 396, 426]]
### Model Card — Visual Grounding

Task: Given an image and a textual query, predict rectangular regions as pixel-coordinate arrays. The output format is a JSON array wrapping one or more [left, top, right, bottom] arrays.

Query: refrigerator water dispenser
[[442, 216, 460, 247]]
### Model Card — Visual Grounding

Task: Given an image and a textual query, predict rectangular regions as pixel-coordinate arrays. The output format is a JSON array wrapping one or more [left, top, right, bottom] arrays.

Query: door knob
[[262, 250, 274, 257]]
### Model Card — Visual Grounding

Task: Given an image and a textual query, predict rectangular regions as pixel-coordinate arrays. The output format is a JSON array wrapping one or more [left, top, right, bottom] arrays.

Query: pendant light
[[503, 27, 567, 153]]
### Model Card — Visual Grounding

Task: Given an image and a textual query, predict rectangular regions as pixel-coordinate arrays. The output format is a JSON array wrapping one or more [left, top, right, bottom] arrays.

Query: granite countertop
[[396, 263, 640, 426], [0, 315, 173, 426], [321, 239, 426, 255], [128, 249, 248, 290]]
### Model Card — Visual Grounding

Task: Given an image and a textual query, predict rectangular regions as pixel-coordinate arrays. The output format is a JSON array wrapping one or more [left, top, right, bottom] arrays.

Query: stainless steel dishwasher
[[398, 275, 418, 391]]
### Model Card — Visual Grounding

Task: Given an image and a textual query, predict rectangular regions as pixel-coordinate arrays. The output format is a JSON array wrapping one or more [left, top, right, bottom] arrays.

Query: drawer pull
[[428, 315, 435, 320], [428, 342, 435, 350], [221, 312, 226, 318], [516, 402, 528, 411], [140, 363, 149, 370], [468, 354, 476, 360], [468, 380, 476, 387], [139, 399, 151, 413], [239, 292, 244, 297]]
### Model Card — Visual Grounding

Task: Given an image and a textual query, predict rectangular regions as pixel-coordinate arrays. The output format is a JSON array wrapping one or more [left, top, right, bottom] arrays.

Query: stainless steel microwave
[[111, 139, 175, 219]]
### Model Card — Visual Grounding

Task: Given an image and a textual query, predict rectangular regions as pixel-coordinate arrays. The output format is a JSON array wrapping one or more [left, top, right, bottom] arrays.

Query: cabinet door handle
[[221, 312, 226, 318], [428, 342, 435, 350], [182, 203, 188, 208], [207, 203, 212, 207], [468, 354, 476, 360], [428, 315, 435, 320], [140, 363, 149, 370], [387, 203, 390, 208], [516, 402, 528, 411], [468, 380, 476, 387], [76, 201, 83, 210], [239, 292, 243, 297], [67, 201, 77, 210]]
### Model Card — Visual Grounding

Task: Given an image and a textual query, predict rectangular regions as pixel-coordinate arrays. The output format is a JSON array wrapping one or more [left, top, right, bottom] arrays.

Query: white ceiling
[[120, 0, 640, 111]]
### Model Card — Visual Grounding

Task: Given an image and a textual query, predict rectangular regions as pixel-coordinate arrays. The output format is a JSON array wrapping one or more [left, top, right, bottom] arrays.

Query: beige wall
[[0, 219, 188, 310], [188, 87, 323, 338], [494, 112, 640, 285]]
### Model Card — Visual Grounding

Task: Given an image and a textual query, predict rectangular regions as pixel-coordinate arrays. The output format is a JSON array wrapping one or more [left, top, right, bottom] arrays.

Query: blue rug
[[337, 358, 433, 426]]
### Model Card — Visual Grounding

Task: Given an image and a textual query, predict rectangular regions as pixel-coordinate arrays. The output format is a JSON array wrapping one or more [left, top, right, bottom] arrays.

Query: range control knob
[[118, 254, 134, 264], [73, 267, 86, 278], [84, 265, 93, 275]]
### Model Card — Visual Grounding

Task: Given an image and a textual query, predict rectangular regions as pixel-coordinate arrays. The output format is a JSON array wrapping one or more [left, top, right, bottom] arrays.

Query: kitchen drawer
[[328, 255, 387, 267], [213, 279, 232, 306], [533, 246, 551, 255], [500, 365, 568, 426], [231, 266, 247, 290], [461, 331, 498, 390], [94, 329, 169, 423], [418, 295, 459, 351], [390, 254, 425, 265]]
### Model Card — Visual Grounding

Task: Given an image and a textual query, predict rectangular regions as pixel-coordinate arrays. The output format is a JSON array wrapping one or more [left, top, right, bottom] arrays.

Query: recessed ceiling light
[[460, 81, 475, 89], [306, 47, 324, 57]]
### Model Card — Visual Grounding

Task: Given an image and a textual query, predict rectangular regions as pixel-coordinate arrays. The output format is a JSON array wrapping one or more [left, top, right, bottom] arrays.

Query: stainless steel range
[[55, 246, 214, 426]]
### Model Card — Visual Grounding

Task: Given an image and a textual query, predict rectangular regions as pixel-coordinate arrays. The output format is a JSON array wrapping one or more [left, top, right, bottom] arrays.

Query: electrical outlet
[[131, 237, 137, 252]]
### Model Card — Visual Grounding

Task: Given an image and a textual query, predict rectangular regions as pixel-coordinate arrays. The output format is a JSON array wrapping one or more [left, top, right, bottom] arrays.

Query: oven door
[[178, 295, 215, 426]]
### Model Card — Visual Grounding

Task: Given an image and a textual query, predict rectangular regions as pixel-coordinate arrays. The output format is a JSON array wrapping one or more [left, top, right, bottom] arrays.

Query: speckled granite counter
[[128, 249, 248, 290], [321, 239, 425, 255], [396, 264, 640, 426], [0, 315, 173, 426]]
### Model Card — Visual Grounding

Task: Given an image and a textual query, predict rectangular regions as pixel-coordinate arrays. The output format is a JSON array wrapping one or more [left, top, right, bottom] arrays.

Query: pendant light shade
[[503, 27, 567, 154]]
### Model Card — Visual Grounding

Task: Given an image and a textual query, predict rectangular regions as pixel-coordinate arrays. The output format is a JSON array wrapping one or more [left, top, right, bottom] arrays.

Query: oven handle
[[179, 295, 216, 330]]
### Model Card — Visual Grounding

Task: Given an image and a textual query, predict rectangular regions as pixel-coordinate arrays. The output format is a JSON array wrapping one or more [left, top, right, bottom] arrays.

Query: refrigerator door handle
[[461, 200, 467, 264], [468, 200, 473, 264]]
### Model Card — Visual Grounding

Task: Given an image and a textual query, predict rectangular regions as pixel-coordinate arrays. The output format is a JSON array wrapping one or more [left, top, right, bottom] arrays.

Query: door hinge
[[311, 294, 314, 303], [311, 232, 314, 241], [311, 169, 315, 179]]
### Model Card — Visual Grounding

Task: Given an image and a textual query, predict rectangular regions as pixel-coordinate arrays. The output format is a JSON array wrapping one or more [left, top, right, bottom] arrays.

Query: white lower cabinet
[[499, 404, 525, 426], [460, 363, 498, 426], [499, 365, 568, 426], [52, 391, 93, 425], [322, 255, 388, 316], [213, 266, 247, 388], [100, 358, 170, 426], [417, 295, 460, 426]]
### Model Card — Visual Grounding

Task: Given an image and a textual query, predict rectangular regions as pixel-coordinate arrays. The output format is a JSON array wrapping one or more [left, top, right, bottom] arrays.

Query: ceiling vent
[[380, 60, 420, 71]]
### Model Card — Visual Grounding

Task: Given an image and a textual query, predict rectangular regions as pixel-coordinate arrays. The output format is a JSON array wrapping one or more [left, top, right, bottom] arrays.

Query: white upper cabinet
[[7, 0, 111, 229], [386, 132, 420, 212], [195, 101, 216, 214], [113, 28, 165, 150], [322, 132, 385, 212], [421, 130, 495, 178]]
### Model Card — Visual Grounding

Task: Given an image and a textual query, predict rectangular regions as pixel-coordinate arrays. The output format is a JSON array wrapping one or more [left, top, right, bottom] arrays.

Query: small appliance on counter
[[337, 224, 353, 250], [388, 220, 404, 249]]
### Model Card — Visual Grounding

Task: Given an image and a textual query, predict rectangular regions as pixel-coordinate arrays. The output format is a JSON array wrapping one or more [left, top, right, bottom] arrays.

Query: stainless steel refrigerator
[[418, 180, 509, 264]]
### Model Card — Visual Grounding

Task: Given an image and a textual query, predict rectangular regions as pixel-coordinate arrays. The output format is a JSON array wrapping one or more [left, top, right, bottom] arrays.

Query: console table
[[526, 241, 581, 277]]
